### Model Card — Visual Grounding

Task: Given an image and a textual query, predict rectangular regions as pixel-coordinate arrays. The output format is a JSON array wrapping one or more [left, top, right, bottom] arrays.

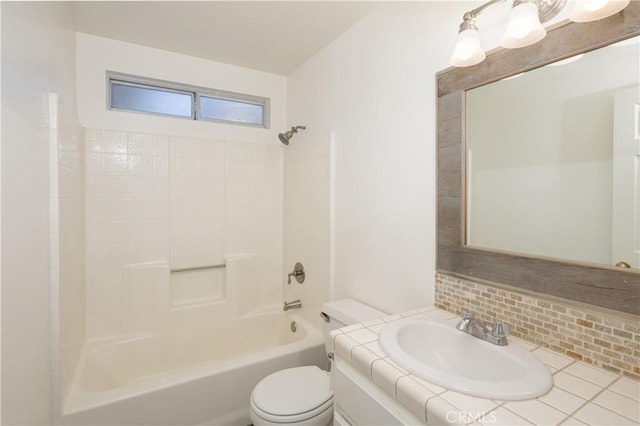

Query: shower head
[[278, 126, 306, 145]]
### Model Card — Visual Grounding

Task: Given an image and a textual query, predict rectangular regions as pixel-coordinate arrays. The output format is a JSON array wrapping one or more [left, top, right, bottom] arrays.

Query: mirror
[[437, 3, 640, 315], [465, 36, 640, 270]]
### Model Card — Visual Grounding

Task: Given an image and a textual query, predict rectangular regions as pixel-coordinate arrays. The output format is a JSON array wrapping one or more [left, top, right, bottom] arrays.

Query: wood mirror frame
[[436, 3, 640, 316]]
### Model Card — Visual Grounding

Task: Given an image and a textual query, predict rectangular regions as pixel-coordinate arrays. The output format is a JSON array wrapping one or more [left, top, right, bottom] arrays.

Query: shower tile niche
[[84, 129, 283, 340]]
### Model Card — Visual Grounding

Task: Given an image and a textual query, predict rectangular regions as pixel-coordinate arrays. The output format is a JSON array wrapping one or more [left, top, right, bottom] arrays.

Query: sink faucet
[[283, 299, 302, 311], [456, 310, 510, 346]]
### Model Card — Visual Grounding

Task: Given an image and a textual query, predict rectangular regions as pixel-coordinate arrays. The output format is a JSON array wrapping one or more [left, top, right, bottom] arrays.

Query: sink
[[378, 318, 553, 400]]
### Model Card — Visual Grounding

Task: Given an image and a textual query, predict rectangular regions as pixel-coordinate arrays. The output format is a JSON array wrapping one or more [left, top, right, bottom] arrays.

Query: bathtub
[[62, 310, 326, 425]]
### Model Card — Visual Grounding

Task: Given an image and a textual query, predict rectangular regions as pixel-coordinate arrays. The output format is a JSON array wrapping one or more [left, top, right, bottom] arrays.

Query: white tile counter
[[330, 306, 640, 425]]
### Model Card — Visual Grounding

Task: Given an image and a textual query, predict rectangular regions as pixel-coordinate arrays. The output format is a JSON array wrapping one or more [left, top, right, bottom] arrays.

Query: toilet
[[249, 299, 386, 426]]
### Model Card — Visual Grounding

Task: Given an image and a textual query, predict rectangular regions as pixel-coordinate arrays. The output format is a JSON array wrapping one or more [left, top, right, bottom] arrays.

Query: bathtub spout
[[283, 300, 302, 311]]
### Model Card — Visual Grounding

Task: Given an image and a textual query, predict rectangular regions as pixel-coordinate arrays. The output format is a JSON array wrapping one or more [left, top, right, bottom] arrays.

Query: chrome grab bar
[[170, 263, 226, 273]]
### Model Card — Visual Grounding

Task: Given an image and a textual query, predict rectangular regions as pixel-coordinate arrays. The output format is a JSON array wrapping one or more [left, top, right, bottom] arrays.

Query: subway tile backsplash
[[435, 273, 640, 381]]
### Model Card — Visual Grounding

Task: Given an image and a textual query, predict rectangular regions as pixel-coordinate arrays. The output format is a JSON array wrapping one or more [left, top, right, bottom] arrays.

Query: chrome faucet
[[283, 300, 302, 311], [456, 310, 510, 346]]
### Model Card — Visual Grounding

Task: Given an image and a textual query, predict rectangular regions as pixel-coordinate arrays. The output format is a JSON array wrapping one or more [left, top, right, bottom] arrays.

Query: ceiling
[[70, 1, 378, 76]]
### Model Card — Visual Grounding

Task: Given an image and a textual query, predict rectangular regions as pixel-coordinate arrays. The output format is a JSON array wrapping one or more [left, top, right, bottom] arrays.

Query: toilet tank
[[320, 299, 387, 355]]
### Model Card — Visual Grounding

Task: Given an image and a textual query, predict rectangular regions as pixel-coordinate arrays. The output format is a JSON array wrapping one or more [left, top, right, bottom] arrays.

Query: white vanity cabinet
[[331, 359, 426, 425]]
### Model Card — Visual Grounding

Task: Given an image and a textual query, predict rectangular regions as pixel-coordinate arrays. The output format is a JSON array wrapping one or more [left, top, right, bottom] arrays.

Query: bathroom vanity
[[330, 307, 640, 425], [333, 359, 421, 425]]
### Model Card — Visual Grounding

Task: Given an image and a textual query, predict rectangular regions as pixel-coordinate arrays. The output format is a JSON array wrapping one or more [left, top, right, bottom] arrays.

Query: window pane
[[200, 96, 264, 126], [111, 82, 193, 118]]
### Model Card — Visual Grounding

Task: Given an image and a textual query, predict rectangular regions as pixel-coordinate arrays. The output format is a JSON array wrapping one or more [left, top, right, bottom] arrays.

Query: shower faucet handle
[[287, 262, 305, 284]]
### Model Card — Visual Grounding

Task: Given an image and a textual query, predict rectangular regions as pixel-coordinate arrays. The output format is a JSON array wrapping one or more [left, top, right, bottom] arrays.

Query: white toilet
[[249, 299, 386, 426]]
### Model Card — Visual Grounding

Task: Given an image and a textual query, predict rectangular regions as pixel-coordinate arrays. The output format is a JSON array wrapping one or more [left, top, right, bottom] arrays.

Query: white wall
[[287, 2, 471, 314], [55, 102, 85, 419], [286, 1, 577, 315], [76, 33, 286, 143], [1, 2, 79, 424]]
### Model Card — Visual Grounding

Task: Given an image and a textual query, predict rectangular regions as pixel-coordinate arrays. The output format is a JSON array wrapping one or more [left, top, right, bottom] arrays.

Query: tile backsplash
[[435, 273, 640, 381]]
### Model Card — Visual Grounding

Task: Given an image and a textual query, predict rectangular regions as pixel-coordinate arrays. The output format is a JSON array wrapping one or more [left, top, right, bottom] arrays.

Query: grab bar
[[170, 263, 226, 273]]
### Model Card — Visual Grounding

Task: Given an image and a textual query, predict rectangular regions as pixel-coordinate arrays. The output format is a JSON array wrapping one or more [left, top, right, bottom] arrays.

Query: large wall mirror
[[437, 3, 640, 315], [467, 36, 639, 269]]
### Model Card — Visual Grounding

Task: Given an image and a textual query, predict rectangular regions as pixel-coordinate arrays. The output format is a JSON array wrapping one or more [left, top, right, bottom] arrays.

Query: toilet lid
[[252, 366, 333, 416]]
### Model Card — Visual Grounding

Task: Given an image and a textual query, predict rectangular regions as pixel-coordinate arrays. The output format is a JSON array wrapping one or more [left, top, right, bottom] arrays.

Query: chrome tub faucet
[[456, 310, 510, 346], [283, 300, 302, 311]]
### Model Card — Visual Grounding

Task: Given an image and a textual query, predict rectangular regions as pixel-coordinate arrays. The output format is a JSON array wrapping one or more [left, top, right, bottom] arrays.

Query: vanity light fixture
[[450, 16, 486, 67], [501, 0, 547, 49], [570, 0, 630, 22], [449, 0, 631, 67]]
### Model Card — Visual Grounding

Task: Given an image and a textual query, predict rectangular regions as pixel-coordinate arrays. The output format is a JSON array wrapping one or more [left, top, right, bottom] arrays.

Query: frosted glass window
[[199, 96, 264, 126], [107, 72, 269, 128], [110, 82, 193, 118]]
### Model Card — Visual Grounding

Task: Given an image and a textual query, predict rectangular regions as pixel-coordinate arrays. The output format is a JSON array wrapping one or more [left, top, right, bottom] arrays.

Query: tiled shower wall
[[283, 132, 333, 332], [435, 273, 640, 380], [84, 129, 283, 340]]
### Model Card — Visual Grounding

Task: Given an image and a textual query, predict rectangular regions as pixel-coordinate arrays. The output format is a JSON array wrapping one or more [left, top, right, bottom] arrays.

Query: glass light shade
[[570, 0, 630, 22], [450, 29, 486, 67], [501, 2, 546, 49]]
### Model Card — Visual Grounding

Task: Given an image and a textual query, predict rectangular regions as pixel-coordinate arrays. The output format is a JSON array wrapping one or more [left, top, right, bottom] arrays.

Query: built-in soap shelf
[[168, 254, 258, 313]]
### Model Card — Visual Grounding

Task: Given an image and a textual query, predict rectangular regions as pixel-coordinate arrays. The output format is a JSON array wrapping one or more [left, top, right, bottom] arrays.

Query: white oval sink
[[378, 318, 553, 400]]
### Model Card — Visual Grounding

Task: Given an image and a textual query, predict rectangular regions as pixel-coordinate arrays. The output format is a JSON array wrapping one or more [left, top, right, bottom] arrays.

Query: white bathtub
[[62, 310, 326, 425]]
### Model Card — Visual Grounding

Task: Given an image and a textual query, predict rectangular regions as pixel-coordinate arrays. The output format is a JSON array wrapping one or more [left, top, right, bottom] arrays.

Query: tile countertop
[[329, 306, 640, 426]]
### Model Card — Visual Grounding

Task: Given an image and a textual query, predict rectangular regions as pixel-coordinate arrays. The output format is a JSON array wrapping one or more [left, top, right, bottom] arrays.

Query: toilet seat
[[250, 394, 333, 424], [250, 366, 334, 424]]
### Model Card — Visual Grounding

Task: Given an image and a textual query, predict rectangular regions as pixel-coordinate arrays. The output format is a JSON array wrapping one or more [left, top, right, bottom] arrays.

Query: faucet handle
[[460, 310, 475, 320], [491, 321, 510, 338], [287, 262, 305, 285]]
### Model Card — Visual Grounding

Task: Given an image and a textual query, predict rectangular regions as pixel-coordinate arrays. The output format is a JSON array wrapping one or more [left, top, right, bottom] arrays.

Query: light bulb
[[570, 0, 630, 22], [501, 2, 546, 49], [450, 28, 486, 67]]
